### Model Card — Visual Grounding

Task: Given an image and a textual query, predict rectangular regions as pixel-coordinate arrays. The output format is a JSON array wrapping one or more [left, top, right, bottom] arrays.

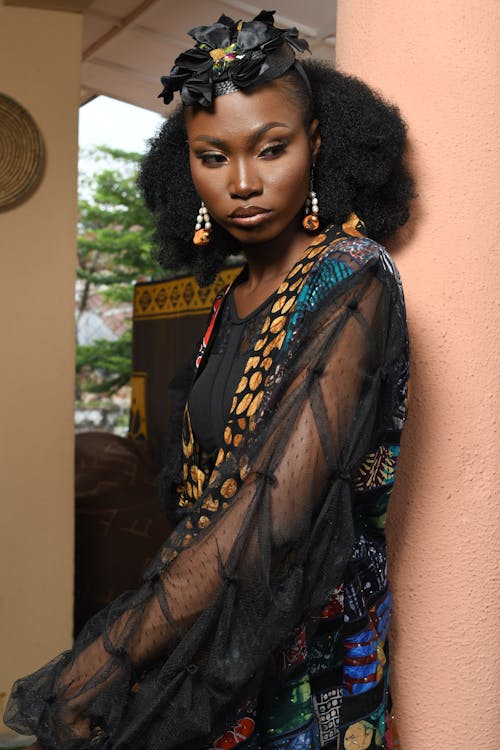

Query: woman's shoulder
[[315, 216, 402, 279], [310, 217, 383, 269], [298, 216, 404, 311]]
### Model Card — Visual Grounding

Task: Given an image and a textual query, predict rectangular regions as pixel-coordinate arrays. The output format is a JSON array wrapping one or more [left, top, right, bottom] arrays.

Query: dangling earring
[[302, 172, 320, 232], [193, 201, 212, 246]]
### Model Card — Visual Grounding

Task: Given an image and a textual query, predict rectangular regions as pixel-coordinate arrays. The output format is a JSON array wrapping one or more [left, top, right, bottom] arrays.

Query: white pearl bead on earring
[[193, 201, 213, 246]]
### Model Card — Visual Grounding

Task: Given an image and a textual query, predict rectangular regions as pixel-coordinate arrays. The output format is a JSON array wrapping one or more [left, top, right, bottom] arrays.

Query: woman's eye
[[259, 142, 287, 159], [196, 152, 227, 166]]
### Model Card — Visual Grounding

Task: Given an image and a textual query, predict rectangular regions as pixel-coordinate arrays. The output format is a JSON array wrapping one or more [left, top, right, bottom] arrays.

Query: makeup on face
[[185, 79, 320, 249]]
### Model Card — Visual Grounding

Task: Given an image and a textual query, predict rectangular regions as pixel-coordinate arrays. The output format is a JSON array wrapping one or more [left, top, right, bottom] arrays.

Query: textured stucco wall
[[0, 5, 81, 732], [336, 1, 500, 747]]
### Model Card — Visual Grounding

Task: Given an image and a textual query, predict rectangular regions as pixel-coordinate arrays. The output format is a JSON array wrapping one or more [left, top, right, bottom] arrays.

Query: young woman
[[6, 11, 413, 750]]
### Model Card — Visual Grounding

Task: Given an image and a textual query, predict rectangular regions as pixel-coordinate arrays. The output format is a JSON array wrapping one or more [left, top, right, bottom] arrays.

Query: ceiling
[[3, 0, 94, 11], [3, 0, 337, 114], [79, 0, 337, 114]]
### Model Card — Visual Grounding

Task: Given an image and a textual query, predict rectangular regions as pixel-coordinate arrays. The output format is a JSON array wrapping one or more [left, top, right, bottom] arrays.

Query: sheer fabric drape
[[5, 230, 407, 750]]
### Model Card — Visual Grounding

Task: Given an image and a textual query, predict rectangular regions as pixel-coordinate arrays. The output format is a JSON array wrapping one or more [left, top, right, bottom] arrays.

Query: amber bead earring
[[302, 170, 320, 232], [193, 201, 213, 246]]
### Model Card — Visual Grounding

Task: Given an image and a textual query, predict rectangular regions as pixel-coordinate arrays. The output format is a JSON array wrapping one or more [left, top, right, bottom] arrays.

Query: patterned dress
[[4, 215, 409, 750], [179, 217, 409, 750]]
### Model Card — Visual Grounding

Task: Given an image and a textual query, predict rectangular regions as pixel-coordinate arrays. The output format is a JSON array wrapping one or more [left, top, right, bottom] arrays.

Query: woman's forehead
[[184, 80, 303, 137]]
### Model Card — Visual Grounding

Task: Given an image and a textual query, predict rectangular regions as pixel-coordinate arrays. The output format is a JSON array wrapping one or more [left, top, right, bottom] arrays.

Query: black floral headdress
[[158, 9, 310, 108]]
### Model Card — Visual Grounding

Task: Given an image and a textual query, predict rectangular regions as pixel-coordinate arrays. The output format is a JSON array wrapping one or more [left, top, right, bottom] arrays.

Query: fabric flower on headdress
[[158, 10, 310, 108]]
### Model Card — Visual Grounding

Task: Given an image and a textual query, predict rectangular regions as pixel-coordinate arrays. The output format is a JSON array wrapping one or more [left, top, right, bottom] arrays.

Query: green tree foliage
[[76, 146, 165, 399], [76, 331, 133, 395]]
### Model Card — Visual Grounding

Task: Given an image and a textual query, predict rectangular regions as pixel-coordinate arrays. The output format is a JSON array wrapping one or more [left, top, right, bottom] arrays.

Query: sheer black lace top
[[188, 274, 275, 458]]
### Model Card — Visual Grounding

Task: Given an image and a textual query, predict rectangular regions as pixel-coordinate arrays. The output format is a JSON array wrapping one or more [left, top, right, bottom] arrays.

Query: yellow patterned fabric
[[133, 268, 241, 321]]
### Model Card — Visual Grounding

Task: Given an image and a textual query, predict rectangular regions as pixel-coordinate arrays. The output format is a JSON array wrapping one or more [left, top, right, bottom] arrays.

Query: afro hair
[[138, 60, 415, 286]]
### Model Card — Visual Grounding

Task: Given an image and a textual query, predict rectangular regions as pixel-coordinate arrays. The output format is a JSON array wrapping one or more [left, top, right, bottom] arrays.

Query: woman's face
[[185, 78, 320, 247]]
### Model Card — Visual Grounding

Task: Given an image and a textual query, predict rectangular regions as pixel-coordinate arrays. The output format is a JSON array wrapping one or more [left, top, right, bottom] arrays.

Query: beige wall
[[337, 1, 500, 746], [0, 5, 81, 731]]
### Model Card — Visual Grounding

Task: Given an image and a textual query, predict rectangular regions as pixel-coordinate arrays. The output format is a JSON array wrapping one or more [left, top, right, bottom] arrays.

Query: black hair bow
[[158, 10, 310, 107]]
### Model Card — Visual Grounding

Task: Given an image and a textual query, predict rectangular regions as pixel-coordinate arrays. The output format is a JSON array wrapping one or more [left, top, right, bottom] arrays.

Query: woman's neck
[[240, 218, 313, 291]]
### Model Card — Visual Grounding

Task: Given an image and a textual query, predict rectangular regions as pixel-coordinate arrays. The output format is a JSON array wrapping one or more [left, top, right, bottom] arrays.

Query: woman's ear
[[309, 118, 321, 162]]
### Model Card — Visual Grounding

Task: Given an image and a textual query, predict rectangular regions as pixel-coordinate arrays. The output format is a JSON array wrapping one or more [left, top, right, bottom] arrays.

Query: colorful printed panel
[[292, 255, 355, 317], [275, 624, 308, 673], [311, 585, 344, 621], [344, 540, 388, 621], [311, 686, 343, 746], [343, 621, 386, 697], [384, 711, 402, 750], [368, 589, 392, 644], [334, 237, 381, 267], [339, 702, 387, 750], [309, 625, 344, 680], [262, 717, 320, 750], [210, 716, 258, 749], [354, 444, 400, 493], [259, 673, 314, 739]]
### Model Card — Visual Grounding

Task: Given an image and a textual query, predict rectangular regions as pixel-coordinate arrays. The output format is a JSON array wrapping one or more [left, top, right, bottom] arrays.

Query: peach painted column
[[0, 5, 81, 736], [336, 1, 500, 747]]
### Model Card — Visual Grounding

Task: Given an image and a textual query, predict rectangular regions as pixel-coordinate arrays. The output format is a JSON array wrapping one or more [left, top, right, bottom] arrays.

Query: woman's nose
[[228, 158, 263, 200]]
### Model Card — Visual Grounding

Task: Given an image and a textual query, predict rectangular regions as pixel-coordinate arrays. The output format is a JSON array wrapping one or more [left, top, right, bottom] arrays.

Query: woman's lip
[[228, 208, 271, 227], [229, 205, 269, 218]]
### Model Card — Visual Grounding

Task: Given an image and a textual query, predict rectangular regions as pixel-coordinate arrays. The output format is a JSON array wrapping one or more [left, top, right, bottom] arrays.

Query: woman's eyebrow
[[192, 121, 292, 149]]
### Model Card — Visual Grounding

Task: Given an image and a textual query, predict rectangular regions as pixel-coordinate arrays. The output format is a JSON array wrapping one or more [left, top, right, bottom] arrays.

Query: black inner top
[[188, 270, 276, 457]]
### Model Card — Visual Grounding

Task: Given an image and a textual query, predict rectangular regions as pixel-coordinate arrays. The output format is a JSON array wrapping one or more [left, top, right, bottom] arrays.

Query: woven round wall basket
[[0, 93, 45, 211]]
